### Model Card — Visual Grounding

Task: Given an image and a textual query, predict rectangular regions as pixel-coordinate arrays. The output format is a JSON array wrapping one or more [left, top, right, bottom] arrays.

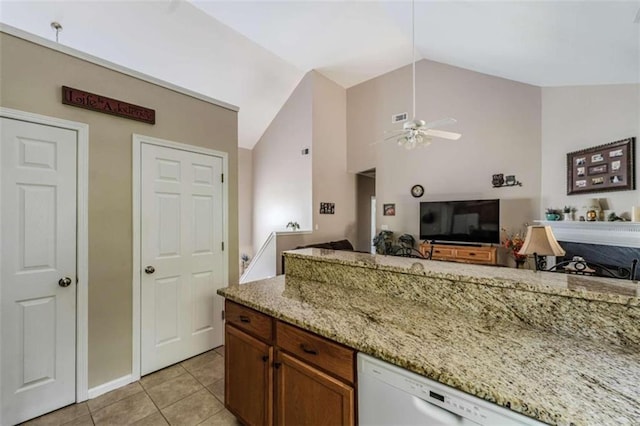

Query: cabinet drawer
[[430, 247, 455, 258], [226, 300, 273, 342], [276, 321, 355, 384], [455, 248, 494, 262]]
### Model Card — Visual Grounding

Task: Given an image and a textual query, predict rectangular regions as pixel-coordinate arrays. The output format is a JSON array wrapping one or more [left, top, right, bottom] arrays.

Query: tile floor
[[22, 346, 241, 426]]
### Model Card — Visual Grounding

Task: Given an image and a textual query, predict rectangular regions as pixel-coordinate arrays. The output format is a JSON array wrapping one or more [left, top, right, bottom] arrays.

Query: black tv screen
[[420, 199, 500, 244]]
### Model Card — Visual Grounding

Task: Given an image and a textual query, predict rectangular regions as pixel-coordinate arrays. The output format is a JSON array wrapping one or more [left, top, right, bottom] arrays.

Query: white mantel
[[535, 220, 640, 248]]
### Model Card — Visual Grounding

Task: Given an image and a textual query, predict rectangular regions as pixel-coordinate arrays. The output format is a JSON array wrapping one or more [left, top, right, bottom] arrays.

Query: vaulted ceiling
[[2, 1, 639, 149]]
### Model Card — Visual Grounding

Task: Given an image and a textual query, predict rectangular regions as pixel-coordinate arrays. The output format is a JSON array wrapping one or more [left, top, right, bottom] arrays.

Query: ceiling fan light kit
[[389, 0, 462, 150]]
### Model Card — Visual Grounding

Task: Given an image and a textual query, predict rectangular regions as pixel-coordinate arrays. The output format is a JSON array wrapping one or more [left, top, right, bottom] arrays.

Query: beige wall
[[252, 73, 313, 251], [271, 72, 357, 274], [310, 71, 357, 245], [238, 147, 253, 270], [347, 59, 542, 248], [0, 33, 239, 387], [541, 84, 640, 218]]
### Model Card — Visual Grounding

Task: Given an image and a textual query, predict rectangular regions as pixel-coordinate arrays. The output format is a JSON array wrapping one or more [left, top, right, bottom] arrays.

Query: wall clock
[[411, 184, 424, 198]]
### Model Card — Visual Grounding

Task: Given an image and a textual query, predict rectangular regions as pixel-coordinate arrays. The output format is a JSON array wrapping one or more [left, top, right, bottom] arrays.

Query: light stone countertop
[[284, 248, 640, 305], [218, 269, 640, 425]]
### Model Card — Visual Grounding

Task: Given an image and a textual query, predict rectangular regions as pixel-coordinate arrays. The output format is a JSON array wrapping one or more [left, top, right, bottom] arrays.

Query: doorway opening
[[356, 169, 376, 253]]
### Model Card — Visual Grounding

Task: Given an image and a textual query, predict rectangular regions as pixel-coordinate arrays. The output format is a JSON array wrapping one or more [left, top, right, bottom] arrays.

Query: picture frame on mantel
[[567, 137, 635, 195]]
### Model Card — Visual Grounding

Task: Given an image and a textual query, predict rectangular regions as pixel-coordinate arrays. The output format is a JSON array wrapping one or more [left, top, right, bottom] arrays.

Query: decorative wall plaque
[[62, 86, 155, 124], [319, 202, 335, 214]]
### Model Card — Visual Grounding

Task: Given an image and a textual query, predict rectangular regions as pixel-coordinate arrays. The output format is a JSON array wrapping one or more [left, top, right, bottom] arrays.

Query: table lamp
[[518, 225, 566, 270]]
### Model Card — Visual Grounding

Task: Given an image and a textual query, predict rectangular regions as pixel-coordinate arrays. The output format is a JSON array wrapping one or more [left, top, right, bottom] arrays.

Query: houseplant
[[501, 226, 528, 268], [562, 206, 573, 221], [373, 230, 394, 255], [241, 253, 250, 273]]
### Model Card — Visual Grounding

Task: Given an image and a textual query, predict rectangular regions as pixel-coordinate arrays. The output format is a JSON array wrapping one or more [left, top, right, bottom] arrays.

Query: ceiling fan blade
[[423, 117, 457, 129], [422, 129, 462, 140], [384, 132, 407, 141], [383, 129, 406, 135]]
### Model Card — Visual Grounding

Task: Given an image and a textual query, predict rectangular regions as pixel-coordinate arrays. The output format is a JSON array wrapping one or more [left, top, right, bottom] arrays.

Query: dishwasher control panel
[[401, 375, 488, 423]]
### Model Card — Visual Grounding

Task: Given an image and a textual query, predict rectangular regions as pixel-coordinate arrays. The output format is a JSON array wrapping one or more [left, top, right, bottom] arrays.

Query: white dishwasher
[[358, 353, 546, 426]]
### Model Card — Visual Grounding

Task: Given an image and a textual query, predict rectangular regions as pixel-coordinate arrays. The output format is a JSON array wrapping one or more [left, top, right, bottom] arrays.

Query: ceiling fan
[[383, 0, 462, 149]]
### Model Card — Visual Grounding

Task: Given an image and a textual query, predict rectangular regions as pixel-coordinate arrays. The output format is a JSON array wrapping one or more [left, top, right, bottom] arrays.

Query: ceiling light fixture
[[50, 21, 62, 43], [383, 0, 462, 149]]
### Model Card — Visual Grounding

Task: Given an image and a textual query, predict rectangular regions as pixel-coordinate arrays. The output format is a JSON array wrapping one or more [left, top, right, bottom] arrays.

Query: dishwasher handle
[[411, 395, 465, 424]]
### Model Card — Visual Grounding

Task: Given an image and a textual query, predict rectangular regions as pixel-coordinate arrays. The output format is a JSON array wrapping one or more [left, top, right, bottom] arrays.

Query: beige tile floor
[[22, 346, 241, 426]]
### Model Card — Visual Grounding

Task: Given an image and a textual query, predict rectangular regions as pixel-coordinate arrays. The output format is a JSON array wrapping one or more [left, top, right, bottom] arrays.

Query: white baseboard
[[87, 374, 135, 399]]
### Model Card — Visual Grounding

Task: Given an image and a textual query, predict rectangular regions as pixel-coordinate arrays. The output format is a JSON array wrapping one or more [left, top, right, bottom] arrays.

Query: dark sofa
[[282, 239, 355, 274]]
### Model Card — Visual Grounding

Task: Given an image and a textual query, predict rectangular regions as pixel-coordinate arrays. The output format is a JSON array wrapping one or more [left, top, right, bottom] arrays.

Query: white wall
[[252, 74, 313, 251], [541, 84, 640, 219], [238, 147, 253, 266], [347, 59, 542, 243]]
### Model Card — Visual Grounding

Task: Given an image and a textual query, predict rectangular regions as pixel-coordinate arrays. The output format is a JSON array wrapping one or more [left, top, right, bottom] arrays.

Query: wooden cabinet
[[226, 299, 274, 340], [225, 325, 273, 426], [276, 321, 354, 383], [276, 352, 354, 426], [419, 243, 497, 265], [224, 300, 355, 426]]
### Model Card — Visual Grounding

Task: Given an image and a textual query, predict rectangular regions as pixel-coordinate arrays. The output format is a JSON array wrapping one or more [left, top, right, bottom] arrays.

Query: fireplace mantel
[[535, 220, 640, 248]]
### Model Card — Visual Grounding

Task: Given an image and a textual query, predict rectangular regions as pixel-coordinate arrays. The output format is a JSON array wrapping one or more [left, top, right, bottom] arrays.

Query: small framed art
[[383, 203, 396, 216]]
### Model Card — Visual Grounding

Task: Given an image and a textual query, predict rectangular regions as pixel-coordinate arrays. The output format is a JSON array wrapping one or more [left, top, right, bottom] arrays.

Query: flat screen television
[[419, 199, 500, 244]]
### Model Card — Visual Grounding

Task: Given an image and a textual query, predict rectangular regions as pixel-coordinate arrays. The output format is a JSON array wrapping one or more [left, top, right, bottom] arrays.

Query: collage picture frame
[[566, 137, 635, 195]]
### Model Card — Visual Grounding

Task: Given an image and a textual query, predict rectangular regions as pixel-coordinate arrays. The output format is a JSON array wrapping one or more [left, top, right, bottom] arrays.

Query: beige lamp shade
[[584, 198, 600, 209], [517, 226, 566, 256]]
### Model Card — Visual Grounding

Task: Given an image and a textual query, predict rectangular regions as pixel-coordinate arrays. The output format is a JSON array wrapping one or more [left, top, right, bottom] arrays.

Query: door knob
[[58, 277, 72, 287], [145, 266, 155, 274]]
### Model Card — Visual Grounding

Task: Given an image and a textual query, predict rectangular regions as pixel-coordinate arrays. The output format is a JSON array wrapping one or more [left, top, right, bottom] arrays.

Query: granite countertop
[[219, 273, 640, 426], [285, 248, 640, 304]]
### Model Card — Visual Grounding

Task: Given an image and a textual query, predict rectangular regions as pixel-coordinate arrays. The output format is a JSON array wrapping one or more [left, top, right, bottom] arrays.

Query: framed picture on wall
[[567, 137, 635, 195], [383, 203, 396, 216]]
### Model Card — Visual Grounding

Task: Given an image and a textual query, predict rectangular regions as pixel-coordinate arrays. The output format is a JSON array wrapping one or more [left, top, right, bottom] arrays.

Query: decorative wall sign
[[383, 203, 396, 216], [567, 138, 635, 195], [492, 173, 522, 188], [319, 202, 335, 214], [62, 86, 156, 124]]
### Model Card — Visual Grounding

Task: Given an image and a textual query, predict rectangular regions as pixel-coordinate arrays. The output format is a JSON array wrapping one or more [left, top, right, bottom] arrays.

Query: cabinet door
[[276, 351, 354, 426], [225, 325, 273, 426]]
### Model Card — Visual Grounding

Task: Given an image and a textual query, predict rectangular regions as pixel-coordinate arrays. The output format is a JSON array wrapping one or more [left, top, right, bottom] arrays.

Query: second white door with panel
[[140, 143, 224, 375]]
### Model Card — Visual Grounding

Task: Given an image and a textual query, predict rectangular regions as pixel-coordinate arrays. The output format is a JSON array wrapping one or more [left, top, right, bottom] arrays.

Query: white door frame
[[0, 107, 90, 421], [131, 134, 229, 381]]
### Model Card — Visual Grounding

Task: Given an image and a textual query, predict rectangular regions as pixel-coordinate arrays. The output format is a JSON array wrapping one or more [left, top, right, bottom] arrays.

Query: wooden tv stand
[[419, 243, 497, 266]]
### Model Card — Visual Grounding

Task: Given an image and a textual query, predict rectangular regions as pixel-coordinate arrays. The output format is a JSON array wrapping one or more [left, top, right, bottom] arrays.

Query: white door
[[1, 118, 77, 424], [140, 143, 225, 375]]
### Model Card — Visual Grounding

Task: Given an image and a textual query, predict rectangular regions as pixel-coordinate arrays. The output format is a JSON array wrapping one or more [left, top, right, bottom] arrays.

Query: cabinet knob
[[274, 362, 282, 369], [262, 355, 269, 362], [239, 315, 251, 323]]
